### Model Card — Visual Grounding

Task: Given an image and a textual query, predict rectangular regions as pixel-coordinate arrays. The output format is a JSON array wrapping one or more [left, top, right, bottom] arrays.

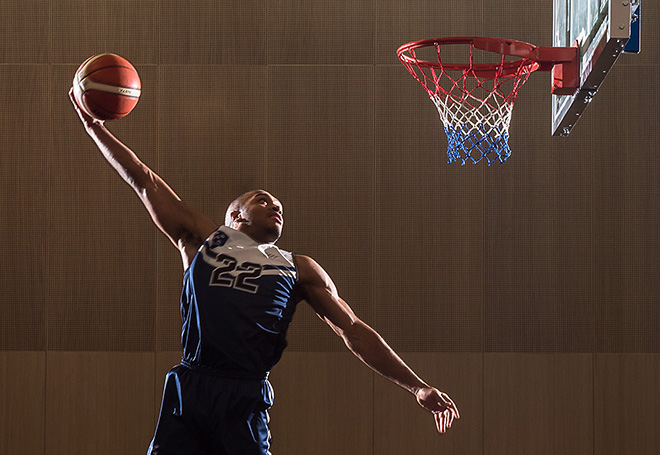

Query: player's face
[[236, 191, 284, 243]]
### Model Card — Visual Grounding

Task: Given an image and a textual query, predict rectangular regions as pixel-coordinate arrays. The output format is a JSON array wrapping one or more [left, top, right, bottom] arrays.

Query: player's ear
[[232, 210, 244, 224]]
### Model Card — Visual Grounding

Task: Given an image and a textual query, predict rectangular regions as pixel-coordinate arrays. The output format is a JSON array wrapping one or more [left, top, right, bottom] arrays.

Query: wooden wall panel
[[45, 352, 156, 455], [595, 354, 660, 455], [267, 65, 375, 351], [484, 353, 593, 455], [376, 0, 484, 65], [268, 352, 374, 455], [268, 0, 374, 64], [484, 75, 595, 353], [47, 65, 158, 351], [159, 0, 266, 64], [156, 65, 267, 232], [155, 65, 267, 350], [593, 68, 660, 353], [374, 353, 483, 455], [50, 0, 157, 64], [374, 66, 484, 352], [0, 65, 49, 349], [0, 0, 49, 63], [0, 352, 45, 455]]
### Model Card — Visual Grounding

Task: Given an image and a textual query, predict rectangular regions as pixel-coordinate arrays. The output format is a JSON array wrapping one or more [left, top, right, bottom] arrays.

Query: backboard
[[552, 0, 641, 136]]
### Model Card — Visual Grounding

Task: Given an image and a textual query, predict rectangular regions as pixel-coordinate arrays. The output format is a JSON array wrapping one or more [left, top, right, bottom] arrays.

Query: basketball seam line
[[78, 80, 141, 98]]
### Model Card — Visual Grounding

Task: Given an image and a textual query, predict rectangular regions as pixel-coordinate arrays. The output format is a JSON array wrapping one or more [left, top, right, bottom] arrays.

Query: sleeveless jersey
[[180, 226, 298, 376]]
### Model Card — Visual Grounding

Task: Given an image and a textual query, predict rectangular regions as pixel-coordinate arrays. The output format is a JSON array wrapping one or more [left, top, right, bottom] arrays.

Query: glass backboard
[[552, 0, 641, 136]]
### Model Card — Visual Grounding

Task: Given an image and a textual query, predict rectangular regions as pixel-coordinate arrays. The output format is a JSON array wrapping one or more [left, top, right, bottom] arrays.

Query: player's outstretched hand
[[69, 87, 105, 130], [415, 387, 460, 434]]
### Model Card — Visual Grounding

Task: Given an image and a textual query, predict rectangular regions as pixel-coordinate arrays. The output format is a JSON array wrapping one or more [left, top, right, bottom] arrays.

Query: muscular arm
[[69, 89, 218, 267], [295, 255, 460, 433]]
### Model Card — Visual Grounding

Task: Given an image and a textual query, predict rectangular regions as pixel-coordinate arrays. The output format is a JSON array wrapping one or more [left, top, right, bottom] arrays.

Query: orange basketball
[[73, 53, 141, 121]]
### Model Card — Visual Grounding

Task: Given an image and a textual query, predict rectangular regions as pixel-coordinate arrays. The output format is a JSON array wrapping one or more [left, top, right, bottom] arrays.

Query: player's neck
[[235, 225, 279, 245]]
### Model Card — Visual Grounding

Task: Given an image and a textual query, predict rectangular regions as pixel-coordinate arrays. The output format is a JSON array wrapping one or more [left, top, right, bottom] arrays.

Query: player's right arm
[[69, 88, 218, 267], [295, 255, 460, 434]]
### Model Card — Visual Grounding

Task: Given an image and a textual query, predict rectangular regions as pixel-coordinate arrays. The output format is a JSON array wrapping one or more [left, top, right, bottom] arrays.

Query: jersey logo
[[209, 253, 263, 294], [209, 231, 229, 248]]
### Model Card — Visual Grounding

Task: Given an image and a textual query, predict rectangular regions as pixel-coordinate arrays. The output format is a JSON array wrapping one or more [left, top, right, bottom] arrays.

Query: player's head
[[225, 190, 283, 244]]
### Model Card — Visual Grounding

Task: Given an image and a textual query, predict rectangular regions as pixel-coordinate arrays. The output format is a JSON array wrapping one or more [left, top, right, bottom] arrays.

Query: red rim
[[397, 37, 542, 77]]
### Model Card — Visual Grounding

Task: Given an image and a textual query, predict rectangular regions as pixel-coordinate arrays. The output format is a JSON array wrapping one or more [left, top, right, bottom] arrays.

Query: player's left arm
[[294, 254, 460, 434]]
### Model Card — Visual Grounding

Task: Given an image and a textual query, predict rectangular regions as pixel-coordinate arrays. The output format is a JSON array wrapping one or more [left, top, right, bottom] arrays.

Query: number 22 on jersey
[[209, 253, 263, 294]]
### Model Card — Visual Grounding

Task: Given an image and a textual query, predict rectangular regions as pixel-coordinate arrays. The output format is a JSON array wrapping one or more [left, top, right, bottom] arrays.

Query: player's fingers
[[442, 394, 460, 419], [68, 88, 79, 107], [434, 411, 447, 434], [444, 409, 452, 429], [448, 408, 457, 428], [68, 88, 85, 116], [433, 412, 443, 433]]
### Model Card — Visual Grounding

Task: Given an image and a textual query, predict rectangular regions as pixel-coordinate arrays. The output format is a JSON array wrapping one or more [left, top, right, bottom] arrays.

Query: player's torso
[[180, 226, 298, 374]]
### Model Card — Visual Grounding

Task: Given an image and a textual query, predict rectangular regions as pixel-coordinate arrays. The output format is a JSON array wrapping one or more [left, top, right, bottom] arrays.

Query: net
[[398, 39, 539, 165]]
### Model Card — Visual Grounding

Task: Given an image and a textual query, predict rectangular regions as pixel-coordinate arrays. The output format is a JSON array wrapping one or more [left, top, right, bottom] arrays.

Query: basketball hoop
[[397, 37, 578, 165]]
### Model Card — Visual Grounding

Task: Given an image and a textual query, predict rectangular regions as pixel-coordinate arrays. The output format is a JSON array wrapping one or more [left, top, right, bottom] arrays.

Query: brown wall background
[[1, 0, 659, 454]]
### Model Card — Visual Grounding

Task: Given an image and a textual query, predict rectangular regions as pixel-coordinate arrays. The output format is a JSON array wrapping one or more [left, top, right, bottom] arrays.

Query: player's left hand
[[415, 387, 460, 434]]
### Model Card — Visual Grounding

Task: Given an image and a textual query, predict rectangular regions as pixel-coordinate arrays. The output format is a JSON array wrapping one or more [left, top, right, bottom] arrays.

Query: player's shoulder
[[293, 255, 332, 286], [292, 254, 316, 270], [208, 225, 255, 246]]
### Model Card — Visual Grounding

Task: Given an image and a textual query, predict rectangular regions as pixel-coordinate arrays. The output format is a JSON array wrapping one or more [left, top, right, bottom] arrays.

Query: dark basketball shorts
[[147, 364, 274, 455]]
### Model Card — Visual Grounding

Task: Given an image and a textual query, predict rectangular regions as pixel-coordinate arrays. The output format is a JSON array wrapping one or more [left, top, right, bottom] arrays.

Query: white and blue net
[[400, 42, 536, 165], [431, 86, 517, 165]]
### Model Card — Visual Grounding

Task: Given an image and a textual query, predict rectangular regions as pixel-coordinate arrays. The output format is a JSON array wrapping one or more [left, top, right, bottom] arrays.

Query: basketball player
[[69, 88, 459, 455]]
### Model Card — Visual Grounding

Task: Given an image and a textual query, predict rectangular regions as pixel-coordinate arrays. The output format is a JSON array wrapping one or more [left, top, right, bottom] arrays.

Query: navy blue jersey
[[180, 226, 298, 376]]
